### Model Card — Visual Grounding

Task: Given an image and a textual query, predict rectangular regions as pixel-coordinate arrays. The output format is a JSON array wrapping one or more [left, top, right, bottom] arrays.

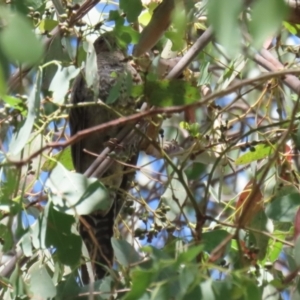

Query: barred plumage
[[69, 33, 142, 283]]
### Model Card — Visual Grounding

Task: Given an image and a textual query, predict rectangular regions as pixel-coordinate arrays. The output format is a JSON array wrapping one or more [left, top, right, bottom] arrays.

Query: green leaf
[[159, 174, 188, 222], [164, 1, 188, 51], [131, 84, 144, 98], [42, 34, 71, 92], [0, 9, 43, 64], [285, 247, 297, 271], [177, 244, 203, 265], [207, 0, 242, 56], [267, 232, 283, 262], [249, 210, 271, 260], [198, 62, 211, 86], [274, 184, 299, 199], [114, 25, 140, 45], [109, 10, 125, 27], [124, 269, 155, 300], [182, 285, 202, 300], [83, 39, 98, 90], [111, 238, 141, 267], [185, 162, 205, 180], [56, 274, 81, 299], [49, 65, 80, 104], [11, 0, 44, 14], [46, 163, 110, 215], [168, 1, 187, 51], [179, 121, 199, 136], [42, 148, 74, 171], [142, 245, 171, 261], [146, 80, 200, 106], [202, 230, 230, 253], [120, 0, 143, 22], [178, 265, 199, 299], [291, 276, 300, 300], [31, 204, 47, 249], [235, 144, 274, 165], [295, 122, 300, 149], [150, 283, 171, 300], [9, 70, 42, 155], [46, 203, 81, 266], [1, 95, 27, 114], [0, 168, 19, 210], [0, 224, 13, 252], [165, 31, 184, 53], [38, 19, 58, 32], [200, 279, 215, 300], [29, 265, 56, 299], [294, 237, 300, 266], [283, 21, 298, 35], [266, 192, 300, 222], [0, 62, 7, 96], [249, 0, 289, 50], [21, 231, 33, 257], [217, 54, 247, 90], [262, 284, 280, 300], [9, 265, 26, 297], [212, 279, 234, 299], [238, 277, 262, 300]]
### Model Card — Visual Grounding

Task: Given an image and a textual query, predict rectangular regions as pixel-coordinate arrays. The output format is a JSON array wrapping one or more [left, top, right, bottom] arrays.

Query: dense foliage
[[1, 0, 300, 299]]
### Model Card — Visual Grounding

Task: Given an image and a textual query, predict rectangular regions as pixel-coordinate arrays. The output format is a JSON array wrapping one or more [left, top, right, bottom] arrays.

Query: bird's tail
[[80, 204, 115, 284]]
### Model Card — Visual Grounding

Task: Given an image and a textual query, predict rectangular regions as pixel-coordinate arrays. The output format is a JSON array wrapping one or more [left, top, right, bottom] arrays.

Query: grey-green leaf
[[0, 9, 43, 64], [120, 0, 143, 23], [207, 0, 242, 57], [46, 163, 110, 215], [9, 70, 42, 155], [249, 0, 289, 50], [266, 192, 300, 222], [49, 65, 80, 104], [29, 265, 56, 299], [111, 238, 141, 267]]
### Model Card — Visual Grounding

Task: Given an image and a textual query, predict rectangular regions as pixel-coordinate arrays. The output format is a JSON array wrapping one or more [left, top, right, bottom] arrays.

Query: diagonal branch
[[4, 68, 300, 169]]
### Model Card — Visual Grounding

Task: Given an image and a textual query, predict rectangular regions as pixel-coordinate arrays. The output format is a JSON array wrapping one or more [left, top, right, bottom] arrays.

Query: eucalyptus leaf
[[235, 144, 274, 165], [120, 0, 143, 23], [207, 0, 242, 57], [0, 9, 43, 64], [124, 269, 155, 300], [29, 265, 56, 299], [46, 203, 81, 266], [42, 148, 74, 171], [266, 192, 300, 222], [9, 70, 42, 155], [159, 174, 188, 222], [111, 238, 141, 267], [249, 0, 288, 50], [49, 65, 80, 104], [46, 163, 110, 215], [249, 210, 272, 260]]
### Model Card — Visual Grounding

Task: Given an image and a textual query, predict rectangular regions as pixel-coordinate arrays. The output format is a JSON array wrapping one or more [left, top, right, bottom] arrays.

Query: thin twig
[[4, 68, 300, 168]]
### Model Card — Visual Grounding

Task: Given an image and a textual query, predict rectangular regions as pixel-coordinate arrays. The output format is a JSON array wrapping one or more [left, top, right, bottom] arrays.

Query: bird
[[69, 32, 143, 284]]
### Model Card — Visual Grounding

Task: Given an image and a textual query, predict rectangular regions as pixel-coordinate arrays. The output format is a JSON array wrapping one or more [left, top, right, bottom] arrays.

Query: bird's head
[[93, 33, 123, 55]]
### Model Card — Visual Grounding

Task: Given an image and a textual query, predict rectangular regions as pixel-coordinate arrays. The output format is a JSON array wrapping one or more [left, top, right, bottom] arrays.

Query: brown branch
[[4, 68, 300, 168], [166, 27, 214, 79]]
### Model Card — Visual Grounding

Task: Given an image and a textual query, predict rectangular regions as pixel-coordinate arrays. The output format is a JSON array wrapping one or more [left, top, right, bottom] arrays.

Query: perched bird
[[69, 33, 142, 283]]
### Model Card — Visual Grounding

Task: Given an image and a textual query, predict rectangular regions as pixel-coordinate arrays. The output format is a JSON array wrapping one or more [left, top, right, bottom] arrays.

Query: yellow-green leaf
[[235, 144, 274, 165], [38, 19, 58, 32], [42, 148, 74, 171]]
